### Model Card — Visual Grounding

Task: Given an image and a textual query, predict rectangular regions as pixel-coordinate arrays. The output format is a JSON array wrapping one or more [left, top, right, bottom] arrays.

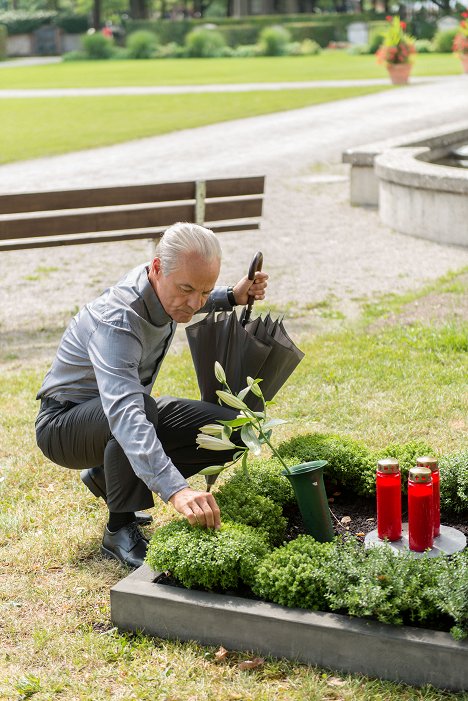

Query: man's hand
[[232, 271, 268, 307], [169, 487, 221, 529]]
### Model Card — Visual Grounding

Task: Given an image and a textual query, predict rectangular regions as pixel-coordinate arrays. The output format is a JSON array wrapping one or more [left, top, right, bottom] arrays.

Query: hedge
[[0, 10, 88, 35]]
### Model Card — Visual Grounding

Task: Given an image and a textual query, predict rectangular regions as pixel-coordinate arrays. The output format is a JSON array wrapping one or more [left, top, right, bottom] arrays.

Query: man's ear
[[151, 257, 162, 276]]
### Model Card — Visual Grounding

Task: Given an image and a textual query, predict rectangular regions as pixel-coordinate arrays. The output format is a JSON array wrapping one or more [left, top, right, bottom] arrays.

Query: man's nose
[[187, 291, 203, 310]]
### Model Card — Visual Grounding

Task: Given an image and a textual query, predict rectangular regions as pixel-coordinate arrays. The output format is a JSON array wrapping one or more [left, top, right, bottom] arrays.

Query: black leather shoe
[[80, 467, 153, 526], [101, 522, 148, 569]]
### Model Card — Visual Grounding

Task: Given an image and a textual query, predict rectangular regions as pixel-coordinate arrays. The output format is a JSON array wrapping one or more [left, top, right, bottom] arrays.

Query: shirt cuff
[[205, 286, 234, 312], [147, 463, 189, 503]]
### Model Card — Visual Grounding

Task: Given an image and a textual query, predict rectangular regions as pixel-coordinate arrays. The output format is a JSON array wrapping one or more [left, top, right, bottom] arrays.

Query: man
[[35, 222, 268, 569]]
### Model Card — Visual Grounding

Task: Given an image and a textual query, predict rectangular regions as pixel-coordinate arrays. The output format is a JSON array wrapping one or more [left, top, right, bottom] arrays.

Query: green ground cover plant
[[0, 86, 390, 164], [1, 272, 467, 698], [0, 52, 461, 89]]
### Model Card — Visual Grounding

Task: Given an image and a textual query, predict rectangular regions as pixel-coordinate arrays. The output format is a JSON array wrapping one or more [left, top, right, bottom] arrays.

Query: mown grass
[[0, 85, 390, 163], [0, 51, 462, 89], [0, 272, 467, 700]]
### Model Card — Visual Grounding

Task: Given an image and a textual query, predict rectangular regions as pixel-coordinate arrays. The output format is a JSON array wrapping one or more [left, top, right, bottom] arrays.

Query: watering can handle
[[242, 251, 263, 326]]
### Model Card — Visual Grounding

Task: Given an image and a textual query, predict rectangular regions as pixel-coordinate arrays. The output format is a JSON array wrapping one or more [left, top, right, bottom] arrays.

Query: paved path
[[1, 76, 468, 366], [0, 75, 450, 97]]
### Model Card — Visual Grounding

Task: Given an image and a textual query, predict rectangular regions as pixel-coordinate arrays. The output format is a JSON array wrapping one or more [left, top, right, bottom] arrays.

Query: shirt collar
[[140, 265, 172, 327]]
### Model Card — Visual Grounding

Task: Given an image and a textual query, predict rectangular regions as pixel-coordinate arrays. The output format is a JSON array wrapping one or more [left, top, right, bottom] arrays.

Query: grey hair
[[155, 222, 222, 275]]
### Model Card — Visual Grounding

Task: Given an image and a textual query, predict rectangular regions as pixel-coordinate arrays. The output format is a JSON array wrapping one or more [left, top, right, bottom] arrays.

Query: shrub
[[0, 24, 6, 60], [368, 31, 385, 53], [258, 25, 291, 56], [232, 43, 260, 57], [54, 14, 89, 34], [185, 27, 226, 58], [215, 479, 287, 545], [253, 535, 466, 636], [81, 31, 114, 59], [414, 38, 433, 53], [287, 22, 335, 47], [278, 432, 376, 496], [155, 42, 187, 59], [126, 30, 156, 59], [0, 10, 56, 35], [145, 519, 270, 590], [253, 535, 336, 610], [440, 450, 468, 514], [433, 28, 458, 53], [221, 458, 295, 507], [299, 38, 321, 55]]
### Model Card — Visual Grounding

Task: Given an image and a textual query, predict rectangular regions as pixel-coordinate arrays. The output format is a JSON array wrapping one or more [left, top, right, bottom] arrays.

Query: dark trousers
[[35, 394, 237, 513]]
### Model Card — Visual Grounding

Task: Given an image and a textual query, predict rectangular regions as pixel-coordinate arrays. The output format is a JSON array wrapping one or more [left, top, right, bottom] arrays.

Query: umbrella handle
[[241, 251, 263, 327]]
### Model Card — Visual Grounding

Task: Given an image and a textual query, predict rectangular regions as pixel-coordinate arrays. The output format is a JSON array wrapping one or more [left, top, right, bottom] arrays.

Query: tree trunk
[[93, 0, 101, 29]]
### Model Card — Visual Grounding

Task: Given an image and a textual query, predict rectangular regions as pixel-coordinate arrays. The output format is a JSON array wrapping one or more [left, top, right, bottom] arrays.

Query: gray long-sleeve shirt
[[37, 262, 234, 503]]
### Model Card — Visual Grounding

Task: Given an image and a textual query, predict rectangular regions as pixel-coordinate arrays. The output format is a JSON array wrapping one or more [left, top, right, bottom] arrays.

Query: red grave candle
[[408, 467, 434, 552], [417, 456, 440, 538], [376, 458, 402, 542]]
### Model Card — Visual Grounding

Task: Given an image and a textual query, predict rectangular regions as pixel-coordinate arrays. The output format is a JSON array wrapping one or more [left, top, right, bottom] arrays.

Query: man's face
[[149, 252, 220, 323]]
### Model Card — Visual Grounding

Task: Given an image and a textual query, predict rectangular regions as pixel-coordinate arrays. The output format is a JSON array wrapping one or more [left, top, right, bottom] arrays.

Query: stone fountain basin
[[111, 564, 468, 692]]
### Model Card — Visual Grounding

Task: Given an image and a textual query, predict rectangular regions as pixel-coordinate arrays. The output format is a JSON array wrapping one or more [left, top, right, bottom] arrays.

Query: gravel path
[[1, 76, 468, 367]]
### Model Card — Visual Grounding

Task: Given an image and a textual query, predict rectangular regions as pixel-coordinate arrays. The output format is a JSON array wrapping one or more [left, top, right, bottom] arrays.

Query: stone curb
[[110, 564, 468, 691]]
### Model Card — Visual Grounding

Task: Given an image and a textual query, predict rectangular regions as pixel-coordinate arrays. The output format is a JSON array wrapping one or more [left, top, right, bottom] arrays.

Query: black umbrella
[[186, 252, 304, 411]]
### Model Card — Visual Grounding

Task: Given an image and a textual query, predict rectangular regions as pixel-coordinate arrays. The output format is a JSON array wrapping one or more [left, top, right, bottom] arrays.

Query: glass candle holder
[[417, 456, 440, 538], [408, 467, 434, 552], [376, 458, 402, 542]]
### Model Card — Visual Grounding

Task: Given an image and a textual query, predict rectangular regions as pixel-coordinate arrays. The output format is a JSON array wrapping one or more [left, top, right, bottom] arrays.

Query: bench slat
[[0, 176, 265, 214], [0, 197, 263, 240], [0, 221, 261, 251]]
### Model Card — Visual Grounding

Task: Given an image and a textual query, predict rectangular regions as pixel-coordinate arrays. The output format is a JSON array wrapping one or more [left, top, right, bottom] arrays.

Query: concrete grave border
[[111, 564, 468, 692]]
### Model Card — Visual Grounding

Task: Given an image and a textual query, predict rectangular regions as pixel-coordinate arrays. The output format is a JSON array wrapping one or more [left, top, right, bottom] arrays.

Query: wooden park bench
[[0, 175, 265, 251]]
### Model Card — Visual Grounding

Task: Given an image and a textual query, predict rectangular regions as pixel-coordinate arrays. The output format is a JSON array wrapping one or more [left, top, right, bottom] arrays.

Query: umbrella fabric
[[186, 310, 271, 406], [186, 309, 304, 411]]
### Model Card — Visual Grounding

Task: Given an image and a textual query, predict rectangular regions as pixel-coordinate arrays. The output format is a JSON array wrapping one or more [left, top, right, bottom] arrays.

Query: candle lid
[[377, 458, 399, 473], [416, 456, 438, 471], [409, 466, 432, 483]]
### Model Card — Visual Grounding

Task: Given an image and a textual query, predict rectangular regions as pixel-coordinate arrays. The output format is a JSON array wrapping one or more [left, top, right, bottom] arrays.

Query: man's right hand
[[168, 487, 221, 529]]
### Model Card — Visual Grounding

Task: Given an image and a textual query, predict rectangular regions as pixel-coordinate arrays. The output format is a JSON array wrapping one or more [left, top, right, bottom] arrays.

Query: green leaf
[[222, 425, 232, 439], [262, 419, 287, 430], [241, 424, 262, 456], [214, 361, 226, 384], [216, 390, 249, 411], [199, 464, 226, 476], [219, 417, 251, 428]]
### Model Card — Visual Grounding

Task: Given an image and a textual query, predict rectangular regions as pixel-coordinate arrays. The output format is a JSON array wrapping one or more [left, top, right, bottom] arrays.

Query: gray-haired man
[[35, 223, 268, 568]]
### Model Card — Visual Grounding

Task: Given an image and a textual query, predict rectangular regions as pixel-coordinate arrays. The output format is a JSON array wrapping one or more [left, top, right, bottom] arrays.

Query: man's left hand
[[232, 271, 268, 306]]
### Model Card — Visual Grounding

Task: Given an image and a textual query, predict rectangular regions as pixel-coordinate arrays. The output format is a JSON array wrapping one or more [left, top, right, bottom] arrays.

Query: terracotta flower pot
[[460, 54, 468, 74], [386, 62, 412, 85]]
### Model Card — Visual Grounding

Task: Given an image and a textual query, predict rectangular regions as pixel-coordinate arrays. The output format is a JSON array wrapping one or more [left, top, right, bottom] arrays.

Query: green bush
[[215, 480, 287, 545], [81, 32, 114, 59], [253, 535, 336, 610], [217, 24, 258, 47], [145, 519, 270, 590], [278, 432, 376, 496], [375, 439, 434, 492], [253, 535, 467, 637], [185, 27, 226, 58], [258, 24, 291, 56], [287, 22, 335, 47], [54, 14, 89, 34], [0, 10, 55, 35], [433, 28, 458, 53], [0, 24, 6, 60], [299, 38, 321, 55], [368, 31, 385, 54], [440, 450, 468, 514], [155, 41, 187, 59], [232, 43, 261, 58], [126, 30, 156, 59], [414, 38, 433, 53], [220, 458, 295, 507]]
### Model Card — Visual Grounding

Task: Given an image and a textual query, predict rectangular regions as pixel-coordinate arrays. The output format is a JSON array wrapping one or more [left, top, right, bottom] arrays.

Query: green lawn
[[0, 52, 462, 89], [0, 272, 467, 700], [0, 85, 389, 163]]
